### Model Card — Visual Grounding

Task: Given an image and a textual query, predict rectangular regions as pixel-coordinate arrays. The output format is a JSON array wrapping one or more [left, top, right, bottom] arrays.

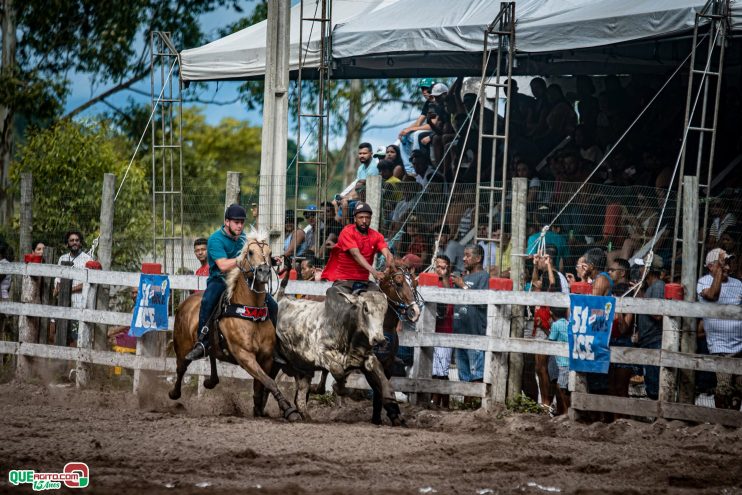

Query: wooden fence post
[[486, 303, 511, 408], [17, 259, 42, 380], [659, 315, 680, 403], [225, 171, 242, 209], [39, 247, 56, 343], [16, 173, 36, 379], [94, 173, 115, 352], [55, 261, 74, 346], [678, 175, 699, 403], [410, 300, 435, 405], [367, 175, 382, 232], [506, 177, 527, 400], [76, 265, 99, 388]]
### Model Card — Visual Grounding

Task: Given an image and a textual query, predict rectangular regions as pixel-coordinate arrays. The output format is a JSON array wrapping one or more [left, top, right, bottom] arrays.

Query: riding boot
[[185, 326, 210, 361]]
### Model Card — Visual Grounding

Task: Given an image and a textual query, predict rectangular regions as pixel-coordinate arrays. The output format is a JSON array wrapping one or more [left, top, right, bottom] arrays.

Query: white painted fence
[[1, 262, 741, 426]]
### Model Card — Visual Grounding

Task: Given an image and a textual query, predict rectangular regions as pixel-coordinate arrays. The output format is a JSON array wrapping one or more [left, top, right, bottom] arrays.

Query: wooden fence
[[1, 261, 741, 426]]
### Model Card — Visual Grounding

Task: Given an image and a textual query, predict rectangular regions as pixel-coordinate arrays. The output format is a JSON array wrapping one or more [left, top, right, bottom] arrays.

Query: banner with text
[[568, 294, 615, 374], [129, 274, 170, 337]]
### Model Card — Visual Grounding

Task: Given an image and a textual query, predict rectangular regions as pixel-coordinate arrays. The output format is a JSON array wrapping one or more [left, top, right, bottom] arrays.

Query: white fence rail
[[1, 262, 741, 426]]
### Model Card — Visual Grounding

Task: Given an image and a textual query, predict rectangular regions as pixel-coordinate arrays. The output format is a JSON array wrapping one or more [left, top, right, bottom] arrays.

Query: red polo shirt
[[321, 224, 388, 281]]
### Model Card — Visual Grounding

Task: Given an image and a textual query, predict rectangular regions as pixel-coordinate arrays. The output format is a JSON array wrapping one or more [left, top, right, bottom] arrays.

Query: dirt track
[[1, 379, 741, 495]]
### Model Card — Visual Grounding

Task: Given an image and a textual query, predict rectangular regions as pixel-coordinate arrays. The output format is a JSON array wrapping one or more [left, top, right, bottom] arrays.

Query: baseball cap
[[225, 203, 247, 220], [634, 254, 664, 270], [354, 202, 373, 216], [430, 83, 449, 97], [373, 146, 386, 159], [706, 248, 732, 266]]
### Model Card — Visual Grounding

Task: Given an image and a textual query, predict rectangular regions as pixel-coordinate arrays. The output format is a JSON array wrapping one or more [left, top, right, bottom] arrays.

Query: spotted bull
[[270, 289, 404, 425]]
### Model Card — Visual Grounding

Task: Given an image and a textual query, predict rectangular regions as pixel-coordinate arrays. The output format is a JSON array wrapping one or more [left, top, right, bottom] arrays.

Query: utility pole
[[259, 0, 291, 255]]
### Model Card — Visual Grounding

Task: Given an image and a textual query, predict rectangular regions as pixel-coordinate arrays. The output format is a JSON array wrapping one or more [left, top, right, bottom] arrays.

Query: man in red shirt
[[321, 202, 395, 296], [193, 238, 209, 277]]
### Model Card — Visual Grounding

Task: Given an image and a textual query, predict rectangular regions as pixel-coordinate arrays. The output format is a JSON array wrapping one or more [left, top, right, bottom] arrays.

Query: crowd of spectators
[[280, 72, 741, 412]]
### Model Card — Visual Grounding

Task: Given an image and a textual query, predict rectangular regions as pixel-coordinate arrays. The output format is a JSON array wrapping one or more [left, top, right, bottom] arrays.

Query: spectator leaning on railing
[[697, 248, 742, 410], [451, 243, 488, 408]]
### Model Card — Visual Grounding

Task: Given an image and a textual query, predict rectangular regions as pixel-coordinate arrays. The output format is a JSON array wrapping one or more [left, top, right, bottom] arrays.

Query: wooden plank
[[660, 401, 742, 428], [1, 262, 741, 320], [571, 392, 659, 417], [0, 341, 253, 379], [661, 350, 742, 375], [25, 263, 88, 282], [345, 373, 487, 397]]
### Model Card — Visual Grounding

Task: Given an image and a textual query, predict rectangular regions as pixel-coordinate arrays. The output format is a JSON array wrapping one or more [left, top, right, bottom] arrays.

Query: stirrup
[[185, 342, 207, 361]]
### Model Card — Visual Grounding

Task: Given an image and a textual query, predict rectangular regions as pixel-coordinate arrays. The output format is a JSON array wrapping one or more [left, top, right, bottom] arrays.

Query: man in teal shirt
[[185, 204, 277, 361]]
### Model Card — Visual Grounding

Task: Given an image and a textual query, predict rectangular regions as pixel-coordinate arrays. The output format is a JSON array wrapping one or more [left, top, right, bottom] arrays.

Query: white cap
[[430, 83, 449, 96]]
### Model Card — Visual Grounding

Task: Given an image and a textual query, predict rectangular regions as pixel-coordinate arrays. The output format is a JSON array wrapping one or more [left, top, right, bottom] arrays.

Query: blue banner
[[568, 294, 615, 374], [129, 274, 171, 337]]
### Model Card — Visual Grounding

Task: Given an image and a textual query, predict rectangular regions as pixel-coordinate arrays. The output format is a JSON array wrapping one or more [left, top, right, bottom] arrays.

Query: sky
[[62, 0, 410, 153]]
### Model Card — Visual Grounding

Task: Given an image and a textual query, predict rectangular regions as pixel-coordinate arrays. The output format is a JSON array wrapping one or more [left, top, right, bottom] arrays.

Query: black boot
[[185, 326, 210, 361]]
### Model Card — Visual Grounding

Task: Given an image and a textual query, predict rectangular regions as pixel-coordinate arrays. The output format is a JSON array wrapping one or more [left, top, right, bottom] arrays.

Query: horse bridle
[[381, 267, 424, 322], [237, 240, 276, 294]]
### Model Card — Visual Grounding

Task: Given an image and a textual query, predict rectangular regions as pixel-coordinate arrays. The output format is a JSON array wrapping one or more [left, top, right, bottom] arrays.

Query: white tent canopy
[[180, 0, 738, 82]]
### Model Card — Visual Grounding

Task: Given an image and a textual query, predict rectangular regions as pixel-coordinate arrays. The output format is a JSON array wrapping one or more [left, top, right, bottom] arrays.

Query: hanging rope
[[524, 32, 709, 263], [426, 47, 503, 272], [620, 27, 720, 298]]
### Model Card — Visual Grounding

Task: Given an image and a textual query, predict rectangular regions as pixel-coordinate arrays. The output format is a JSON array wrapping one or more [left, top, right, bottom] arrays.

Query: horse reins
[[238, 240, 274, 294], [381, 268, 425, 322]]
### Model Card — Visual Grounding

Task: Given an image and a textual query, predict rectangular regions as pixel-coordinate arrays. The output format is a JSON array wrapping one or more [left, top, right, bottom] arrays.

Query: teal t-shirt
[[207, 227, 246, 283], [548, 318, 570, 367]]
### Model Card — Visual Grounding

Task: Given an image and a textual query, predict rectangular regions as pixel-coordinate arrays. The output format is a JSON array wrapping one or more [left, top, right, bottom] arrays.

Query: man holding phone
[[451, 244, 489, 407]]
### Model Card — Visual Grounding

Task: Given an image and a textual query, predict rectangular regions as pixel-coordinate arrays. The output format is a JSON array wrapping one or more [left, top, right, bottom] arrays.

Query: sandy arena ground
[[1, 375, 741, 495]]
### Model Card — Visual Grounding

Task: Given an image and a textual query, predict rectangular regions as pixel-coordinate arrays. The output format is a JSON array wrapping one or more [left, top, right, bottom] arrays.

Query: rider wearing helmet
[[321, 202, 395, 297], [185, 203, 278, 361]]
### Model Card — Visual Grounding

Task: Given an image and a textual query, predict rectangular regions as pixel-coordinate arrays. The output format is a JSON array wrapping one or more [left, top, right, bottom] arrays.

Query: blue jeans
[[198, 277, 278, 330], [642, 340, 661, 400], [456, 348, 484, 382]]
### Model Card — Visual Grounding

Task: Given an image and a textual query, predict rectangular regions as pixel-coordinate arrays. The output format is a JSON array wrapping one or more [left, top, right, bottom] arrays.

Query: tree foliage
[[11, 120, 150, 270], [219, 0, 419, 183]]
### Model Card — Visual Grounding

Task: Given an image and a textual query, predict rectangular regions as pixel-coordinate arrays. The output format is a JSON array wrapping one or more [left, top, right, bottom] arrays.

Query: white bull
[[271, 289, 403, 424]]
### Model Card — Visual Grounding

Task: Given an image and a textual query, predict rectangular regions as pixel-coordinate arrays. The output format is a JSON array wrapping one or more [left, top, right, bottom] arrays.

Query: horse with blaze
[[168, 229, 300, 422]]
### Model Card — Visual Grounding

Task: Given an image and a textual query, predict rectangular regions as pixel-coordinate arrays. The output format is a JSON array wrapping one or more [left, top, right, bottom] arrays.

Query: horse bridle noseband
[[238, 240, 276, 295], [381, 267, 424, 322]]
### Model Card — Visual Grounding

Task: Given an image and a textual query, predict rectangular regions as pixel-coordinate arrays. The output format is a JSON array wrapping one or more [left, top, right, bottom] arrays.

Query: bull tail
[[276, 265, 291, 301]]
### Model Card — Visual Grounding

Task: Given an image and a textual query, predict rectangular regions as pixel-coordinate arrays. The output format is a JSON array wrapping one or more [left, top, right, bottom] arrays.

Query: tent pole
[[259, 0, 291, 254]]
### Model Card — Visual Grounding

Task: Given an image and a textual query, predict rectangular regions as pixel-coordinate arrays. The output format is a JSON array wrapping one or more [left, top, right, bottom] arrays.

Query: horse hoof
[[309, 384, 325, 395], [371, 417, 382, 426], [391, 417, 407, 427], [286, 411, 302, 422], [203, 378, 219, 390], [168, 389, 181, 400]]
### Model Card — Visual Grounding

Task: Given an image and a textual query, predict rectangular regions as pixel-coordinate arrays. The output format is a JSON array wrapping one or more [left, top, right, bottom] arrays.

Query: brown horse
[[311, 266, 422, 424], [168, 229, 301, 422]]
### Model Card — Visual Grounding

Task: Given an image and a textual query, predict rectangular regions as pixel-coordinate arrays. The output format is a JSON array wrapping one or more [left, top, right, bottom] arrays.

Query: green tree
[[11, 120, 150, 270], [177, 106, 263, 235], [221, 1, 419, 187], [0, 0, 243, 225]]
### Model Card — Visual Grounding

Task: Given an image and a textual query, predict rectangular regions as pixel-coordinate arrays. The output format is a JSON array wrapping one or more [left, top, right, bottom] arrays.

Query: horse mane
[[224, 227, 270, 300]]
